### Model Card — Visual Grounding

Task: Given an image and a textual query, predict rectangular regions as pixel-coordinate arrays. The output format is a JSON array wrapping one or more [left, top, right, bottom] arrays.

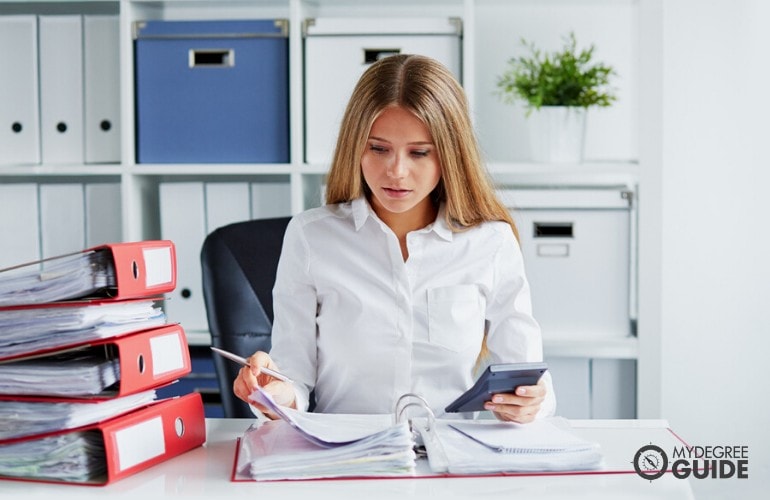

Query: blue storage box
[[134, 19, 289, 163]]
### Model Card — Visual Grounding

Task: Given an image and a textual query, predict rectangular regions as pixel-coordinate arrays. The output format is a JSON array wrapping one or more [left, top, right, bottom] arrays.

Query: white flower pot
[[527, 106, 587, 163]]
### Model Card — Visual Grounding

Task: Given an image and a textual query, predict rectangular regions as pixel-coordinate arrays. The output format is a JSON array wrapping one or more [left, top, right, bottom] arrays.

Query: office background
[[0, 1, 768, 498]]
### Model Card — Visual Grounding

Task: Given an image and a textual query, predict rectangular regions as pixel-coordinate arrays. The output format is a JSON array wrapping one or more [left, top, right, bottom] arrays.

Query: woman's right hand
[[233, 351, 296, 419]]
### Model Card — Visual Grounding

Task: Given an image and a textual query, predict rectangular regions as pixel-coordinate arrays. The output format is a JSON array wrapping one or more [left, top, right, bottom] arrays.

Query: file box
[[303, 17, 463, 164], [499, 188, 636, 339], [134, 19, 289, 164]]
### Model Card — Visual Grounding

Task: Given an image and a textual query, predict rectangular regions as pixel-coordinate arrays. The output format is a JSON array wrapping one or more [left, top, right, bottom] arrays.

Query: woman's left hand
[[485, 377, 547, 424]]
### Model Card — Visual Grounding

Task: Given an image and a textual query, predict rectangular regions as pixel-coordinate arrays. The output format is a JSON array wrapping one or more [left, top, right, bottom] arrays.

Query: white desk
[[1, 418, 694, 499]]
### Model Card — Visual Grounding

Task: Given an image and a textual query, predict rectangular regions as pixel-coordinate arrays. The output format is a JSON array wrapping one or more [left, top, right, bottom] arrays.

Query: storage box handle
[[533, 222, 573, 238], [363, 48, 401, 64], [189, 49, 234, 68]]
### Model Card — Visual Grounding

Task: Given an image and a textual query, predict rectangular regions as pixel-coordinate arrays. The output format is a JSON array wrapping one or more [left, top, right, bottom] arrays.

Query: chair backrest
[[200, 216, 291, 418]]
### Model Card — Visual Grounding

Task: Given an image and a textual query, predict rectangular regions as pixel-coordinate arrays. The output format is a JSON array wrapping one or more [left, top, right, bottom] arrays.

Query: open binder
[[234, 389, 603, 481]]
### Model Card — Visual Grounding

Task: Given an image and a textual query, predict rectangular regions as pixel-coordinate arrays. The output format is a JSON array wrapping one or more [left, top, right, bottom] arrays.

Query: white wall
[[654, 1, 770, 498]]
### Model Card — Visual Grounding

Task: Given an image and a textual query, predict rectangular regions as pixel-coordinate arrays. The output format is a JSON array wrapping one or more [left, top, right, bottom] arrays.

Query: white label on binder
[[114, 416, 166, 471], [150, 331, 185, 376], [143, 246, 173, 287]]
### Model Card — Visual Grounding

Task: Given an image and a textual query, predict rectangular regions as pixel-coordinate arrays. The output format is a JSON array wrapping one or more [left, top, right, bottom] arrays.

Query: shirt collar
[[351, 196, 453, 241]]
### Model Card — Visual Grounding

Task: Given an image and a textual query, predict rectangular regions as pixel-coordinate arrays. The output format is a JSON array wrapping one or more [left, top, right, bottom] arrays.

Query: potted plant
[[496, 32, 617, 163]]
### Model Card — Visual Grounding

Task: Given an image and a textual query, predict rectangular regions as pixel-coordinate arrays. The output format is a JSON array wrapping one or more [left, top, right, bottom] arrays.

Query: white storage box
[[499, 188, 636, 339], [303, 17, 462, 165]]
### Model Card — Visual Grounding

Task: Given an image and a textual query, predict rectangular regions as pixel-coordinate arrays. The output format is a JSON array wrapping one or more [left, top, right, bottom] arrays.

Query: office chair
[[200, 216, 292, 418]]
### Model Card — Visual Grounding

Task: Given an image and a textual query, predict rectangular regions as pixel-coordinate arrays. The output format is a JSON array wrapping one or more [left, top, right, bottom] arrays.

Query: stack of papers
[[0, 250, 115, 307], [236, 389, 416, 480], [0, 430, 107, 483], [0, 389, 157, 441], [416, 418, 604, 474], [0, 347, 120, 397], [0, 300, 166, 359]]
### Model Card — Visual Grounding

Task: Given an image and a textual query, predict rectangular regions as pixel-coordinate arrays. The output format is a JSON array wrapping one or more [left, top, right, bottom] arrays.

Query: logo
[[633, 443, 668, 481], [633, 443, 749, 481]]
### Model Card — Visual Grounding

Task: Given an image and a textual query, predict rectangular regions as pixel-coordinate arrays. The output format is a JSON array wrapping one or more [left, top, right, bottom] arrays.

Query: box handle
[[189, 49, 234, 68], [533, 222, 573, 238], [363, 48, 401, 64]]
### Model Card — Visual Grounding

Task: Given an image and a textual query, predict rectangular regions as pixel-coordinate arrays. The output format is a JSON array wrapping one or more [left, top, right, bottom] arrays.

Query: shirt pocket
[[427, 285, 485, 352]]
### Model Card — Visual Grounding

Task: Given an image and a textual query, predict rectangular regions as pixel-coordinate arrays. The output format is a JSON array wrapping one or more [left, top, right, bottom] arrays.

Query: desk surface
[[1, 418, 694, 499]]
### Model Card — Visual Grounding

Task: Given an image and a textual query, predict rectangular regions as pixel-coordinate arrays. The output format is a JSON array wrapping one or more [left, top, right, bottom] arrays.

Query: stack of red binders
[[0, 240, 206, 485]]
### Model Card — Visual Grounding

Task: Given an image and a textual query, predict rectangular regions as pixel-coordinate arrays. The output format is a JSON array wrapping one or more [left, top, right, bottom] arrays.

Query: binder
[[83, 15, 121, 164], [0, 15, 40, 165], [0, 240, 177, 307], [159, 182, 207, 331], [39, 183, 86, 259], [0, 184, 40, 270], [205, 182, 251, 233], [0, 393, 206, 485], [235, 388, 602, 481], [0, 323, 191, 399], [39, 15, 85, 164], [85, 182, 123, 247], [250, 181, 292, 219]]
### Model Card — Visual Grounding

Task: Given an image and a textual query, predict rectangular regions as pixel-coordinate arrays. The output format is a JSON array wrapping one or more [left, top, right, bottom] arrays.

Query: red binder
[[0, 240, 177, 306], [0, 323, 191, 398], [102, 240, 177, 301], [0, 393, 206, 486]]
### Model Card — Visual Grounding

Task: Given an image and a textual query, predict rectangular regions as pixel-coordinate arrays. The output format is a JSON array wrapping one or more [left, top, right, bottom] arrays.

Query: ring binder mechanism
[[394, 393, 435, 431]]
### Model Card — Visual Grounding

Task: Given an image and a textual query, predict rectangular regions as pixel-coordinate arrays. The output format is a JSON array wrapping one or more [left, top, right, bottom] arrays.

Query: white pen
[[210, 346, 294, 384]]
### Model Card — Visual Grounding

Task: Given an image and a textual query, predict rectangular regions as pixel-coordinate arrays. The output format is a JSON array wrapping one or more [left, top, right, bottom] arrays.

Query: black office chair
[[200, 216, 291, 418]]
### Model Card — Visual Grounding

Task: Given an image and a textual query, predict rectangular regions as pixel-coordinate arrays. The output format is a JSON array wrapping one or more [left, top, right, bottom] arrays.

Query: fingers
[[485, 381, 547, 424], [232, 351, 298, 416]]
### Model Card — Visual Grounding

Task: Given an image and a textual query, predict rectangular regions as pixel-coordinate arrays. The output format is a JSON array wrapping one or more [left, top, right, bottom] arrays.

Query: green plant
[[496, 32, 617, 114]]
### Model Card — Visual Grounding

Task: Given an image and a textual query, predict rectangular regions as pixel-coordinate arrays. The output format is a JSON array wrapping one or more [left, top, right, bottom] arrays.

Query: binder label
[[143, 246, 173, 287], [114, 416, 166, 471], [150, 331, 186, 375]]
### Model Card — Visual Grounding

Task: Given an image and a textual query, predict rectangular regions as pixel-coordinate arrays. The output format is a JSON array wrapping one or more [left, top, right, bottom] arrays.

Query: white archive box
[[499, 188, 637, 339], [303, 17, 463, 165]]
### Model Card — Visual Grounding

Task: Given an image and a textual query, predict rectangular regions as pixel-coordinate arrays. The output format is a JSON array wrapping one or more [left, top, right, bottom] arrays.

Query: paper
[[0, 430, 106, 483], [416, 417, 604, 474], [0, 346, 120, 396], [0, 389, 157, 441], [249, 387, 396, 446], [237, 387, 416, 480], [0, 299, 166, 359], [0, 250, 115, 307]]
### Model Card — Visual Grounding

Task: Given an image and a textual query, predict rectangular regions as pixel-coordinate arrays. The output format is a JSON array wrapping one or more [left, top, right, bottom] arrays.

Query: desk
[[1, 418, 694, 499]]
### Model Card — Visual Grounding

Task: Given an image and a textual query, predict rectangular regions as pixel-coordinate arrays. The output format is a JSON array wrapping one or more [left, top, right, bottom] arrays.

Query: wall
[[656, 1, 770, 498]]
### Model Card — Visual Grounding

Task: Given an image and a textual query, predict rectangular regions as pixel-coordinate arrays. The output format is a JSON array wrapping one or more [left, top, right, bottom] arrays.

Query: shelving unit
[[0, 0, 643, 418]]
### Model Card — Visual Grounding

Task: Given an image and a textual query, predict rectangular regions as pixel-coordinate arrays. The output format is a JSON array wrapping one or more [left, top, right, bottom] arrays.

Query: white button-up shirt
[[269, 197, 556, 418]]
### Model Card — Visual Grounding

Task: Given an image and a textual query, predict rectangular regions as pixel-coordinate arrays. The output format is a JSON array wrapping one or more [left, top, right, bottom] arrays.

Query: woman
[[234, 54, 555, 423]]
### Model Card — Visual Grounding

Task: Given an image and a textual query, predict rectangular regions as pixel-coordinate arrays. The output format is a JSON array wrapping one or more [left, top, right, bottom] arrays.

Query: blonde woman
[[234, 54, 555, 423]]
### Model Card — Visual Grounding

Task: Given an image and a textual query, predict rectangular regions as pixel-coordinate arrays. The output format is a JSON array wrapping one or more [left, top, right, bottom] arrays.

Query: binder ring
[[394, 393, 435, 431]]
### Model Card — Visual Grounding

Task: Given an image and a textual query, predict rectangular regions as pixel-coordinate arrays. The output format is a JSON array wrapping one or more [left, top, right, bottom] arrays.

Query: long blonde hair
[[324, 54, 518, 239]]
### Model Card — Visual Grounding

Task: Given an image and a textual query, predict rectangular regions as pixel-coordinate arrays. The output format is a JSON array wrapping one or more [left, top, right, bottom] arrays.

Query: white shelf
[[1, 0, 646, 417], [544, 337, 638, 359]]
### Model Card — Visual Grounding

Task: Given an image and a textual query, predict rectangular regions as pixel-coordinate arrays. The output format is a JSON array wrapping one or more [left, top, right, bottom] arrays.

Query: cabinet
[[0, 0, 642, 419]]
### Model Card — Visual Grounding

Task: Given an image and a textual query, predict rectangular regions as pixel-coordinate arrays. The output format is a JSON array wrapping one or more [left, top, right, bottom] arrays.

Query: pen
[[210, 346, 294, 384]]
